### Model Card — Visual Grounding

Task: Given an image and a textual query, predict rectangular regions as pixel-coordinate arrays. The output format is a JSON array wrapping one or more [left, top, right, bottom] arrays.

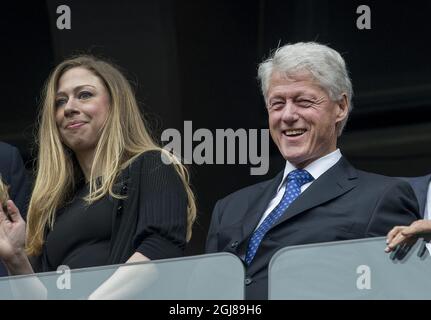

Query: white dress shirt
[[255, 149, 342, 229], [424, 182, 430, 221], [424, 181, 431, 253]]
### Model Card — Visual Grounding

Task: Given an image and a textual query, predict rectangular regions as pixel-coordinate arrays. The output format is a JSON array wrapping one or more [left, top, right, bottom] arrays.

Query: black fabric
[[107, 150, 188, 264], [43, 181, 113, 271], [0, 142, 30, 217], [401, 174, 431, 218], [206, 157, 421, 299], [0, 141, 31, 277], [34, 150, 188, 272]]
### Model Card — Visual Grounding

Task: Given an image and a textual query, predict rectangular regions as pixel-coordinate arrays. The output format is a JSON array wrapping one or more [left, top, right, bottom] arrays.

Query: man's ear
[[335, 93, 349, 123]]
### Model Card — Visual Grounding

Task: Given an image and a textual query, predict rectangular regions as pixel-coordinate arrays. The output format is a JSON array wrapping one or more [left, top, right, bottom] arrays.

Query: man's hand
[[385, 219, 431, 253]]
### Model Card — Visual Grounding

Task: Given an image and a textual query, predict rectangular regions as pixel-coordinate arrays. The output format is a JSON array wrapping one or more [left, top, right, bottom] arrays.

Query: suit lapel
[[272, 157, 358, 227], [241, 170, 284, 240]]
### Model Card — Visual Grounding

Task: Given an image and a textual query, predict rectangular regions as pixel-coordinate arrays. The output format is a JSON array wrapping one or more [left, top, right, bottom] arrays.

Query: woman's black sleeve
[[132, 151, 189, 260]]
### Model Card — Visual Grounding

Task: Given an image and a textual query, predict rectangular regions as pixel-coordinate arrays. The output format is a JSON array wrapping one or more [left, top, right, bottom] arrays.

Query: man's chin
[[280, 147, 303, 159], [279, 150, 310, 167]]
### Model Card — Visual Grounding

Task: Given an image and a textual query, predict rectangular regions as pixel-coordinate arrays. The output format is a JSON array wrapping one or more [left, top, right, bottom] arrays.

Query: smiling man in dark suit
[[0, 141, 30, 276], [205, 42, 420, 300]]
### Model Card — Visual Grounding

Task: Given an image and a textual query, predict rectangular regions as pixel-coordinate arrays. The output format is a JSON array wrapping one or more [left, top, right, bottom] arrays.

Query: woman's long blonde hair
[[26, 55, 196, 256]]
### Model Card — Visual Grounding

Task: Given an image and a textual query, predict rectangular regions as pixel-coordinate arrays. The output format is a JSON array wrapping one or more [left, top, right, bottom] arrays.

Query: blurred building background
[[1, 0, 430, 254]]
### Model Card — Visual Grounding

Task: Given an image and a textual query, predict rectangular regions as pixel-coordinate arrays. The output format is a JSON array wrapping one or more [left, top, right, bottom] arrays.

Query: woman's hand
[[0, 200, 26, 262], [385, 219, 431, 253]]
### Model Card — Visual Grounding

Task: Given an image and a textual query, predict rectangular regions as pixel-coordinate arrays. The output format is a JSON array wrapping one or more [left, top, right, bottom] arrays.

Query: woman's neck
[[75, 149, 96, 182]]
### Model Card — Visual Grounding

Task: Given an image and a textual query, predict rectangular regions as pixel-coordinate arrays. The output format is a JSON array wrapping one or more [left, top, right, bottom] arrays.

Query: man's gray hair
[[258, 42, 353, 135]]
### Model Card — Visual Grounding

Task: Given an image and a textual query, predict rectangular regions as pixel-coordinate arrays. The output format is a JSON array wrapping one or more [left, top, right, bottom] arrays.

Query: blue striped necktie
[[244, 169, 314, 265]]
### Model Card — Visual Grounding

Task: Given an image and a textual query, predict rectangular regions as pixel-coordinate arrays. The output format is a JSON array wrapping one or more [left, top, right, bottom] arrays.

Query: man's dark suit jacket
[[401, 174, 431, 218], [206, 157, 421, 299], [0, 142, 30, 277]]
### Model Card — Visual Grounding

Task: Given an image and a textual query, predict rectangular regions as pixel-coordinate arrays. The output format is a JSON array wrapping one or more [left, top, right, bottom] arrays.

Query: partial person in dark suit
[[0, 142, 30, 217], [206, 42, 420, 300], [401, 175, 430, 218], [386, 174, 431, 253], [0, 141, 30, 277], [0, 56, 196, 298]]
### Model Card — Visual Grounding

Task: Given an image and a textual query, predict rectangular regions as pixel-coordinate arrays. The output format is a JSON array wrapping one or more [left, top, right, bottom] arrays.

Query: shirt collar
[[425, 180, 431, 219], [277, 149, 343, 192]]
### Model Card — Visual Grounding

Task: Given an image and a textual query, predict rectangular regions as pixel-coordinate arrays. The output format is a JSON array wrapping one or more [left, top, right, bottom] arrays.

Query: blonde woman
[[0, 55, 196, 278]]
